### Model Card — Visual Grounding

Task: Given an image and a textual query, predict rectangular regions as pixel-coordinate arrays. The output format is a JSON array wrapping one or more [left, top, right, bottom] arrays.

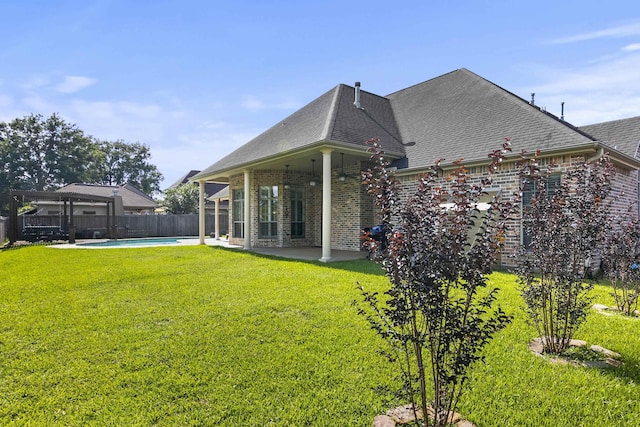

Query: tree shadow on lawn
[[606, 356, 640, 384], [207, 245, 385, 276]]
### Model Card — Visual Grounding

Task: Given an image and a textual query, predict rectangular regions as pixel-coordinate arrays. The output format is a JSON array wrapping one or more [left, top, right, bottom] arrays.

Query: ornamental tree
[[357, 139, 517, 427], [601, 210, 640, 316], [517, 154, 614, 353]]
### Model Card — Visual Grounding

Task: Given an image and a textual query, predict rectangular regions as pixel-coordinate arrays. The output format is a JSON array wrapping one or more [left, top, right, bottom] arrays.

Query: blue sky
[[1, 0, 639, 190]]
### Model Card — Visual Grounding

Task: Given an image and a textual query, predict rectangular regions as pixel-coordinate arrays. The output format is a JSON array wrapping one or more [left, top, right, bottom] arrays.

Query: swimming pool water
[[78, 238, 194, 247]]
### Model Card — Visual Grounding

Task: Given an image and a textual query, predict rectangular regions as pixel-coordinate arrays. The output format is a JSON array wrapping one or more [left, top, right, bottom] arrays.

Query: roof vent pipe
[[354, 82, 361, 108], [561, 101, 565, 121]]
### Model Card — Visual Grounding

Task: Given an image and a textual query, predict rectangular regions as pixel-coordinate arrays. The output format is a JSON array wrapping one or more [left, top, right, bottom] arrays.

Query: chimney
[[354, 81, 361, 108]]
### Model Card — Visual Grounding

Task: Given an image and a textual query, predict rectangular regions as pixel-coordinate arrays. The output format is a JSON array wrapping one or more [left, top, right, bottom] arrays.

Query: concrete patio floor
[[51, 237, 369, 262]]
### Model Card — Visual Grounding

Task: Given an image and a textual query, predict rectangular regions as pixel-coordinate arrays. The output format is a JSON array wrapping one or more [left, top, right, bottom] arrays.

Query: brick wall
[[226, 153, 638, 264]]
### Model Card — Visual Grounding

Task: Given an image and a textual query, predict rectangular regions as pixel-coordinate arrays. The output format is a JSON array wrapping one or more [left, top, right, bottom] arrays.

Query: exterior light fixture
[[338, 153, 347, 182], [284, 165, 291, 189], [309, 159, 317, 186]]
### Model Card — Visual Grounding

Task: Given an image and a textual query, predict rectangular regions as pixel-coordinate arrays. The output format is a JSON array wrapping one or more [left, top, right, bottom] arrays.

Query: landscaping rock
[[590, 344, 622, 359], [380, 404, 476, 426], [528, 337, 624, 368], [528, 337, 544, 354], [605, 357, 624, 368], [373, 414, 396, 427], [387, 404, 421, 423]]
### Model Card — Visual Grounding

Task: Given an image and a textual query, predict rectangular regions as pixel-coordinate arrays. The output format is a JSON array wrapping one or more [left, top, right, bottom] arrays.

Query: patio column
[[319, 148, 333, 262], [214, 198, 220, 239], [199, 181, 206, 244], [243, 169, 251, 250]]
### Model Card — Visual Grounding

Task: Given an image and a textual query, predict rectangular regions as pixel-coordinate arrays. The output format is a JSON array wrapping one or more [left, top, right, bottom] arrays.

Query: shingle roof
[[387, 68, 596, 168], [168, 170, 200, 189], [57, 183, 158, 209], [194, 68, 636, 180], [192, 84, 405, 179], [580, 116, 640, 159]]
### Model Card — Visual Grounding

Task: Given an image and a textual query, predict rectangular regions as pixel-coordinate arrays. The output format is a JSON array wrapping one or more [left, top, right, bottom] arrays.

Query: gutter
[[394, 142, 640, 177]]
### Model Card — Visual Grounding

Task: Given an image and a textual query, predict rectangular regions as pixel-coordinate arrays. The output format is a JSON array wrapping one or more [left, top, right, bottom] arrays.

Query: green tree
[[89, 139, 163, 195], [0, 113, 164, 214], [162, 184, 201, 214], [0, 113, 95, 214], [0, 113, 94, 192]]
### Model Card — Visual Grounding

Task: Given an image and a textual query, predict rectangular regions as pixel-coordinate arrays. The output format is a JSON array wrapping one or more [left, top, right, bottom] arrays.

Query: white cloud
[[20, 76, 50, 91], [152, 122, 259, 189], [22, 96, 55, 112], [551, 21, 640, 44], [521, 52, 640, 125], [241, 96, 265, 110], [241, 95, 300, 111], [0, 94, 12, 108], [55, 75, 96, 94], [623, 43, 640, 52]]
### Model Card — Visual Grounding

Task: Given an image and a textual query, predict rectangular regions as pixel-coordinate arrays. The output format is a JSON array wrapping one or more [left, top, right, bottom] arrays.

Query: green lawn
[[0, 246, 638, 426]]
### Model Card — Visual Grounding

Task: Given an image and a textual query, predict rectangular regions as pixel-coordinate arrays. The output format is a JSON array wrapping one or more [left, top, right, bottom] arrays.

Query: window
[[232, 189, 244, 238], [82, 211, 97, 215], [290, 187, 305, 238], [259, 185, 278, 238], [522, 174, 561, 247]]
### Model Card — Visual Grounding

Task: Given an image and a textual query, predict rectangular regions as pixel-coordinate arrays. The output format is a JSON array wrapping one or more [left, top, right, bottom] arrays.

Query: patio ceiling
[[194, 142, 392, 184]]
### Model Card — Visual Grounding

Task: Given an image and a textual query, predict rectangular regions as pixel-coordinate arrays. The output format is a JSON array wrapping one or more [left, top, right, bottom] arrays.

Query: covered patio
[[205, 238, 368, 261]]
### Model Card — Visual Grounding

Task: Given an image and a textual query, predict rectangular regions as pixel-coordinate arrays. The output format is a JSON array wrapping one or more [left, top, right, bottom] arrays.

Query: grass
[[1, 246, 639, 426]]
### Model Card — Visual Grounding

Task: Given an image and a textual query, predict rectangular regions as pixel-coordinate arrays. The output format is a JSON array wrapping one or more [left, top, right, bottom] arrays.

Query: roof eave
[[191, 140, 404, 182], [394, 142, 640, 176]]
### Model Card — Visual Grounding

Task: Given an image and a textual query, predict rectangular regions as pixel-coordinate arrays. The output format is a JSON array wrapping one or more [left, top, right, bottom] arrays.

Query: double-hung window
[[232, 189, 244, 238], [259, 186, 278, 238], [522, 174, 561, 247], [290, 187, 305, 238]]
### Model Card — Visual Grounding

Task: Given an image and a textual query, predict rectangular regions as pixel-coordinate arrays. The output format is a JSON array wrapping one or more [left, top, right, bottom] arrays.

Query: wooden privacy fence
[[0, 217, 6, 243], [17, 214, 228, 239]]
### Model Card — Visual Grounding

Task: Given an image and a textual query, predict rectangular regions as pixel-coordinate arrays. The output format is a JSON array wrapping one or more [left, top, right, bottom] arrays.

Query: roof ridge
[[385, 68, 465, 97], [581, 115, 640, 127], [467, 70, 598, 143], [321, 84, 344, 140]]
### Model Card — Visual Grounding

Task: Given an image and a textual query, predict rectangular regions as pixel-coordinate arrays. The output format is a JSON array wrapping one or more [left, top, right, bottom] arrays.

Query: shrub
[[357, 139, 515, 427], [517, 154, 614, 353], [601, 210, 640, 316]]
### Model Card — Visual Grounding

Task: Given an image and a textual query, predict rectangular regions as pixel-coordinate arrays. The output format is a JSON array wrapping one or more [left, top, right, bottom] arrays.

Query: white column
[[243, 170, 251, 250], [198, 181, 206, 244], [319, 148, 333, 262], [214, 198, 220, 239]]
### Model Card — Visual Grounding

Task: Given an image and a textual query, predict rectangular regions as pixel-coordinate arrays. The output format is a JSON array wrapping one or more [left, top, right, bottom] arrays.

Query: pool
[[77, 237, 198, 248]]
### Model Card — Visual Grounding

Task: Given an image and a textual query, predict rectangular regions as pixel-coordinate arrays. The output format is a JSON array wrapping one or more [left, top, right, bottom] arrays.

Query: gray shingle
[[194, 68, 635, 180], [580, 116, 640, 159], [387, 68, 596, 168], [58, 183, 157, 209]]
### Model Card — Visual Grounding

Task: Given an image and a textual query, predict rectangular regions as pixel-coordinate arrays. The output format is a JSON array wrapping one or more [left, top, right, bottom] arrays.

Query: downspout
[[243, 170, 251, 250], [587, 145, 605, 162]]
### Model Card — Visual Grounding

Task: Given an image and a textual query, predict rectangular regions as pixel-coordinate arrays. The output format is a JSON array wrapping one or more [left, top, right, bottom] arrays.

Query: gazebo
[[8, 190, 120, 244]]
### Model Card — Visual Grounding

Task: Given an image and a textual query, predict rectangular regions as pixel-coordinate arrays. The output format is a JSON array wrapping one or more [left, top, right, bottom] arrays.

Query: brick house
[[192, 69, 640, 263]]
